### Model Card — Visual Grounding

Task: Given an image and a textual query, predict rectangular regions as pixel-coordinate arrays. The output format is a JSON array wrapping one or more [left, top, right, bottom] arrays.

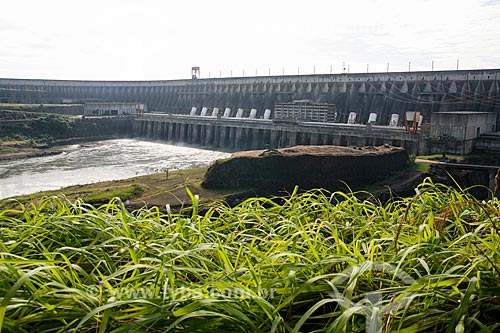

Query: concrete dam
[[1, 69, 499, 154], [1, 69, 500, 127], [133, 114, 421, 153]]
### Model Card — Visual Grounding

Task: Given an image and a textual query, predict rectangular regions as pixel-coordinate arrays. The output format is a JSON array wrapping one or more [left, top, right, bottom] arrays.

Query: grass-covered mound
[[0, 179, 499, 332]]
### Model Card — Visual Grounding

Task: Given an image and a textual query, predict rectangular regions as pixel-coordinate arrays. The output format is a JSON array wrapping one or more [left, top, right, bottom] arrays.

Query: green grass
[[0, 185, 146, 210], [408, 161, 430, 172], [0, 178, 499, 332], [416, 153, 491, 162], [416, 153, 464, 160], [81, 184, 146, 205]]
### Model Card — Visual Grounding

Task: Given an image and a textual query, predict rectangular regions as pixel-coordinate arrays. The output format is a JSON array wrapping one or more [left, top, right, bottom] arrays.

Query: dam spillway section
[[133, 113, 421, 153]]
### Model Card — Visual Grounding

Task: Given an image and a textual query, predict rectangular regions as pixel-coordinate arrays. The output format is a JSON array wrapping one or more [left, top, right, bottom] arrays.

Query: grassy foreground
[[0, 178, 499, 332]]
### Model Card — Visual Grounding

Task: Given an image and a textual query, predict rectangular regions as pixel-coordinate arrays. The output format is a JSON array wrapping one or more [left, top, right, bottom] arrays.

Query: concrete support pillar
[[149, 121, 154, 138], [165, 122, 170, 139], [148, 121, 154, 137], [199, 125, 205, 144], [295, 132, 302, 145], [270, 130, 280, 148], [137, 121, 143, 136], [229, 127, 236, 149], [280, 131, 287, 147], [250, 128, 261, 150], [288, 131, 297, 147], [167, 123, 174, 140], [316, 134, 324, 146], [254, 129, 264, 149], [134, 121, 140, 135], [171, 123, 177, 141], [220, 126, 227, 148], [205, 125, 213, 146], [153, 122, 158, 138], [163, 122, 168, 139], [248, 128, 255, 150], [310, 133, 319, 145], [263, 129, 272, 147], [187, 124, 194, 144], [162, 122, 168, 139], [179, 124, 186, 143], [155, 122, 160, 139], [214, 125, 224, 148], [192, 124, 199, 144], [298, 132, 308, 145], [322, 134, 330, 145], [210, 126, 217, 148], [173, 123, 178, 141], [235, 128, 244, 150], [160, 122, 165, 139], [269, 130, 277, 148]]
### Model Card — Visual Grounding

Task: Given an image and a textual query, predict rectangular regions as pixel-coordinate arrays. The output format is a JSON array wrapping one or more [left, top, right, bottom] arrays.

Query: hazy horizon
[[1, 0, 499, 81]]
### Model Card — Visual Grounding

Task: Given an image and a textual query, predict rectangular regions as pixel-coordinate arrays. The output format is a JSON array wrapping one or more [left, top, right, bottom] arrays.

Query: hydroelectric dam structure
[[1, 69, 500, 154]]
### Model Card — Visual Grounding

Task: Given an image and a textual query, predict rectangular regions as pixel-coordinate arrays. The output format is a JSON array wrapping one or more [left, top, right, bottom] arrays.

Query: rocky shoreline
[[0, 148, 63, 161], [0, 135, 129, 161]]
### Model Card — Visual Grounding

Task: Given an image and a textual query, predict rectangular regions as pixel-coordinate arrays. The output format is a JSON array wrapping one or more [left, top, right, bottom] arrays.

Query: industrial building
[[273, 100, 337, 123], [428, 111, 497, 154], [83, 102, 146, 116]]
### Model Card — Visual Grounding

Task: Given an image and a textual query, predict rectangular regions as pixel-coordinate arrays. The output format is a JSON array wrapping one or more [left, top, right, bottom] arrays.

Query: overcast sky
[[1, 0, 499, 80]]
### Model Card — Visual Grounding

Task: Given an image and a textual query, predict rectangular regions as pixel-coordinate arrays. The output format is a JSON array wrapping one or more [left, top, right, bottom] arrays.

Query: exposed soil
[[234, 145, 402, 158]]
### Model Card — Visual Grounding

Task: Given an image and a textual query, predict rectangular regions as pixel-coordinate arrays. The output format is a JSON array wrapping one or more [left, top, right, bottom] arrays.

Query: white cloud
[[0, 0, 499, 79]]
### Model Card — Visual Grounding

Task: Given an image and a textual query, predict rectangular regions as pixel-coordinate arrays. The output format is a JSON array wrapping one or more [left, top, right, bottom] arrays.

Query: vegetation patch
[[81, 184, 146, 205], [0, 179, 499, 332], [0, 113, 75, 146]]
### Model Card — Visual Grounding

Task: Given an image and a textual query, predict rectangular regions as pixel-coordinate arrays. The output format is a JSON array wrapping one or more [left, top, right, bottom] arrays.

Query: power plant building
[[428, 111, 497, 154], [273, 100, 337, 123], [83, 102, 146, 116]]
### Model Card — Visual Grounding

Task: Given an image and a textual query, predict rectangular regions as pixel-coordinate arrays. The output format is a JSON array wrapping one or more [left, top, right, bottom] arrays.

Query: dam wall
[[2, 69, 500, 128], [133, 114, 421, 153]]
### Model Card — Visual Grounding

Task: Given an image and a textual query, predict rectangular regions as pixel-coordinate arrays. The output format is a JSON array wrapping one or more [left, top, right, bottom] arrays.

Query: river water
[[0, 139, 231, 199]]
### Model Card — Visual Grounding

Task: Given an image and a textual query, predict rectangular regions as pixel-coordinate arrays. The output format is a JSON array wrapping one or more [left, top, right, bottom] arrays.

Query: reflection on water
[[0, 139, 230, 199]]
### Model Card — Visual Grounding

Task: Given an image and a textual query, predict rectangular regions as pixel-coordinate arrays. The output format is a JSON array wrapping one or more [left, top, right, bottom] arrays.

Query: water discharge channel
[[0, 139, 231, 199]]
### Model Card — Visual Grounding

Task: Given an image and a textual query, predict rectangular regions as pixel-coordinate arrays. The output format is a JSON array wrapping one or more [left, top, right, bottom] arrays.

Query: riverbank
[[0, 139, 231, 200], [0, 160, 430, 213], [0, 109, 134, 159], [0, 140, 56, 160], [0, 166, 254, 212], [0, 135, 134, 161]]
